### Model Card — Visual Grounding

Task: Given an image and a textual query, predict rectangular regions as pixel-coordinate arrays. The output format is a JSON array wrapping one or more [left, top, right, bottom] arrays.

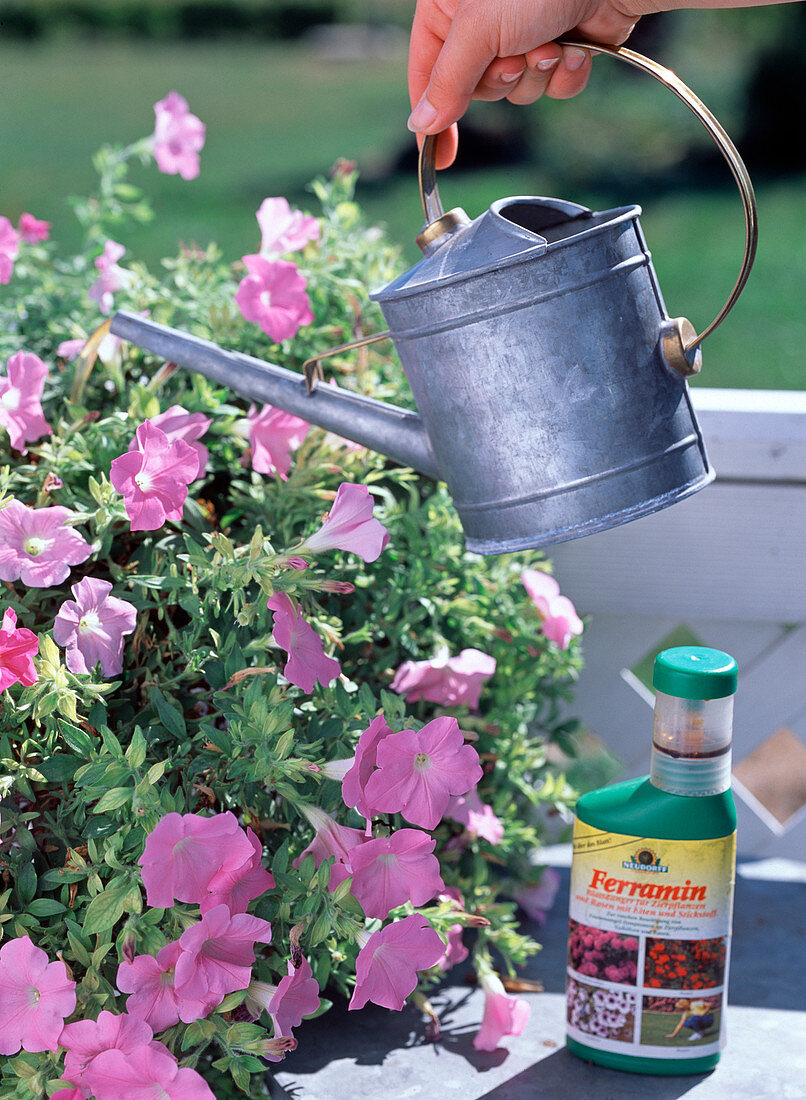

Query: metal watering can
[[111, 40, 757, 555]]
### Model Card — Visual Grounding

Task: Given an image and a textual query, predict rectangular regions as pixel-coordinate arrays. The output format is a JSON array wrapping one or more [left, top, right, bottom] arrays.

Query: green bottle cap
[[653, 646, 738, 700]]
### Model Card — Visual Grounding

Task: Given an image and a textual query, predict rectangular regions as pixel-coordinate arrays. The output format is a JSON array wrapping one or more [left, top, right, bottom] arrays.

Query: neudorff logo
[[622, 847, 668, 873]]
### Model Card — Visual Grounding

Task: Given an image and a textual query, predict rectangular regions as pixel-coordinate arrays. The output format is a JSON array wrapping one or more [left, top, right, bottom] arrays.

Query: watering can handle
[[418, 38, 758, 357]]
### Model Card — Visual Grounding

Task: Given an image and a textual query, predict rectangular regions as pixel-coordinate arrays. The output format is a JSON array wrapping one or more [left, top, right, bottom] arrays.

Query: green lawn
[[640, 1008, 722, 1048], [2, 35, 804, 390]]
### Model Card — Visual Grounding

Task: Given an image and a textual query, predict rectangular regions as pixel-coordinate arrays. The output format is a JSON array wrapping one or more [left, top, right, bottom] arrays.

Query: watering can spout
[[109, 311, 442, 481]]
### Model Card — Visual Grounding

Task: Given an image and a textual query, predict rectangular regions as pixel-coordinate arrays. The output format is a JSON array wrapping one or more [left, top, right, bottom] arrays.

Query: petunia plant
[[0, 93, 584, 1099]]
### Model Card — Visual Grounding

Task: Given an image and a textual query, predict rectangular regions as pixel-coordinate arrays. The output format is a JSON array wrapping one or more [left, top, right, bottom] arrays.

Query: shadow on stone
[[474, 1047, 711, 1099]]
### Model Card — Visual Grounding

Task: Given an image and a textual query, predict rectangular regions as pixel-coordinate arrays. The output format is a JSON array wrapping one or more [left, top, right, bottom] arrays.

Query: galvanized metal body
[[370, 196, 713, 554], [111, 194, 714, 556]]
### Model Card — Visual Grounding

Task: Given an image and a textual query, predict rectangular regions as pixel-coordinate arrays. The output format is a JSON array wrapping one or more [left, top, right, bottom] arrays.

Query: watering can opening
[[493, 197, 641, 248]]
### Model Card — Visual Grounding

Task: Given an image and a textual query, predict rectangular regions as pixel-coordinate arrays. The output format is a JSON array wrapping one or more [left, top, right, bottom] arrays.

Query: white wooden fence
[[551, 387, 806, 859]]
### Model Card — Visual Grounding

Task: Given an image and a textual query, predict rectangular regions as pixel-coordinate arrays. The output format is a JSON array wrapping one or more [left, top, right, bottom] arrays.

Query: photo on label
[[640, 993, 723, 1047], [567, 979, 636, 1042], [644, 936, 727, 990], [567, 918, 639, 985]]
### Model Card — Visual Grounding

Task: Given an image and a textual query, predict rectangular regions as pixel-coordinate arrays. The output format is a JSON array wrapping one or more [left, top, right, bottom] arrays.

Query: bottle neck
[[649, 691, 734, 797]]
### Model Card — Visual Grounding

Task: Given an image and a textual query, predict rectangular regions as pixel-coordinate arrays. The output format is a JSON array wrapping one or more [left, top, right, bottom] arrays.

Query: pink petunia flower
[[138, 811, 255, 908], [391, 648, 495, 709], [50, 1087, 83, 1100], [0, 216, 19, 284], [302, 483, 389, 563], [174, 904, 272, 1002], [320, 579, 355, 594], [445, 786, 504, 844], [129, 406, 211, 478], [293, 804, 367, 890], [512, 866, 562, 925], [18, 213, 51, 243], [348, 829, 444, 920], [437, 886, 470, 972], [267, 591, 340, 694], [521, 569, 583, 649], [0, 500, 91, 588], [244, 403, 309, 479], [0, 935, 76, 1055], [235, 255, 314, 343], [257, 197, 320, 258], [200, 826, 275, 915], [245, 956, 321, 1045], [0, 350, 51, 453], [0, 608, 39, 692], [88, 240, 131, 315], [57, 339, 87, 360], [349, 915, 445, 1012], [363, 716, 483, 830], [110, 420, 200, 532], [340, 713, 396, 821], [59, 310, 150, 370], [60, 1009, 153, 1092], [152, 91, 206, 180], [473, 970, 530, 1052], [53, 577, 137, 677], [83, 1041, 215, 1100], [439, 924, 469, 972], [117, 941, 221, 1031]]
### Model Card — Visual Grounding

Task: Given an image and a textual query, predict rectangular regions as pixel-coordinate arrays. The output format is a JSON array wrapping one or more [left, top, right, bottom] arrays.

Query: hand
[[408, 0, 649, 166]]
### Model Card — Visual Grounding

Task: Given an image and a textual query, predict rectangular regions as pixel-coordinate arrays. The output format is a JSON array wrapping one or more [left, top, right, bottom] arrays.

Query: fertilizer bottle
[[566, 647, 738, 1074]]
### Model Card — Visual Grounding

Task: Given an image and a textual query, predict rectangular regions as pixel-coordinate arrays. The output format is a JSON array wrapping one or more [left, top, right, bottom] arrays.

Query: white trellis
[[551, 387, 806, 858]]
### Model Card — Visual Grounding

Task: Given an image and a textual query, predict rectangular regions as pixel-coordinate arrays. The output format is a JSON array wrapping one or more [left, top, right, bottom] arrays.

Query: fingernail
[[536, 57, 561, 72], [499, 69, 525, 83], [407, 95, 438, 133], [564, 48, 587, 72]]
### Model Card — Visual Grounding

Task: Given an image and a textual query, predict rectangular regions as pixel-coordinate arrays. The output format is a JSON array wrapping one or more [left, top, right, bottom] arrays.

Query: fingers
[[536, 45, 593, 101], [471, 55, 527, 102], [472, 45, 593, 107]]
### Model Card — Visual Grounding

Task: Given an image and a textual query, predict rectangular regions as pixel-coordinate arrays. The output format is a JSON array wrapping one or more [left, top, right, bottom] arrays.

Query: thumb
[[408, 9, 497, 136]]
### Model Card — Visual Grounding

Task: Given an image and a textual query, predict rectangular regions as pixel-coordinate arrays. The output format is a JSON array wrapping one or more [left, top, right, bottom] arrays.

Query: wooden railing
[[551, 388, 806, 858]]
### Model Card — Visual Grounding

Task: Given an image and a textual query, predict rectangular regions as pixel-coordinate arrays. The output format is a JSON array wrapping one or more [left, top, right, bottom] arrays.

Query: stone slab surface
[[269, 858, 806, 1100]]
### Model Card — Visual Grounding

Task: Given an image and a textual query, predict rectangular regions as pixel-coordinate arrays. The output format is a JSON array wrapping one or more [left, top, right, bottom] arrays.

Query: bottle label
[[566, 819, 736, 1060]]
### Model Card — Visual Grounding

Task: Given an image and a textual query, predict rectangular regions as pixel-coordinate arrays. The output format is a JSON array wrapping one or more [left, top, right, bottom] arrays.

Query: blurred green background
[[1, 0, 805, 389]]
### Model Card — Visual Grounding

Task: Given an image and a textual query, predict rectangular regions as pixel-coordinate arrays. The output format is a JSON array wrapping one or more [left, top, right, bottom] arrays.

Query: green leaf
[[203, 724, 233, 754], [272, 838, 290, 877], [93, 787, 132, 814], [235, 1055, 266, 1073], [226, 1023, 264, 1045], [16, 861, 37, 906], [145, 760, 168, 785], [126, 727, 148, 770], [101, 727, 124, 759], [309, 910, 332, 945], [151, 688, 186, 738], [68, 930, 92, 968], [82, 881, 130, 935], [181, 1018, 217, 1051], [36, 754, 79, 782], [274, 730, 294, 759], [83, 815, 117, 839], [27, 898, 67, 918], [215, 989, 247, 1014], [230, 1062, 251, 1094], [92, 787, 131, 814], [59, 723, 96, 758]]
